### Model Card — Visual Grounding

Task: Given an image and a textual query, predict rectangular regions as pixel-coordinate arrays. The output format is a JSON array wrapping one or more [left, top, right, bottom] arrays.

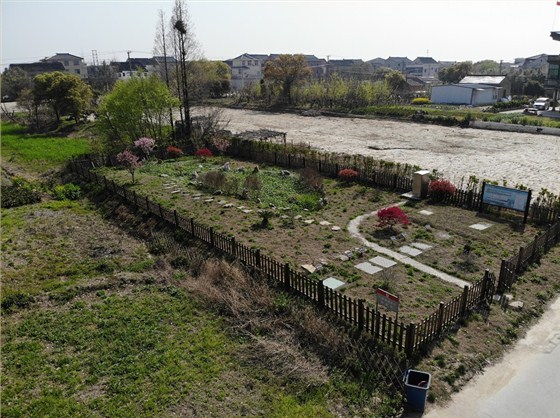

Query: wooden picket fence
[[69, 158, 503, 358], [497, 219, 560, 292]]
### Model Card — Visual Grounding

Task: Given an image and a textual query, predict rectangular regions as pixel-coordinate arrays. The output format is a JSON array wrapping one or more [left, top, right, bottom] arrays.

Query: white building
[[431, 84, 503, 106], [43, 53, 88, 79]]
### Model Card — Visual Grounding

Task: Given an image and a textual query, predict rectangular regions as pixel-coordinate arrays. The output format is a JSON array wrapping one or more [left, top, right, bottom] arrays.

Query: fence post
[[210, 227, 215, 248], [358, 299, 365, 333], [460, 285, 469, 317], [190, 217, 195, 236], [158, 203, 164, 219], [255, 249, 261, 269], [303, 157, 306, 168], [437, 301, 445, 335], [405, 322, 416, 357], [173, 210, 179, 227], [481, 269, 491, 301], [531, 234, 539, 263], [392, 174, 398, 189], [231, 237, 236, 257], [317, 280, 325, 309], [283, 262, 290, 290]]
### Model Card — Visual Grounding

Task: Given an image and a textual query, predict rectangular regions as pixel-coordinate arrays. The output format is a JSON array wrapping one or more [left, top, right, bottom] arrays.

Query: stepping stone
[[218, 200, 228, 205], [370, 256, 396, 268], [192, 193, 203, 198], [171, 190, 182, 194], [223, 203, 234, 208], [193, 197, 201, 200], [319, 220, 332, 226], [294, 215, 303, 220], [160, 174, 169, 177], [411, 242, 433, 251], [204, 198, 214, 203], [323, 277, 345, 290], [237, 206, 246, 210], [338, 255, 350, 262], [419, 210, 434, 215], [399, 246, 422, 257], [355, 262, 382, 275], [436, 231, 451, 240], [508, 301, 524, 311], [470, 223, 492, 231], [280, 215, 289, 219], [331, 226, 341, 231], [304, 219, 315, 224], [242, 209, 253, 213], [301, 264, 316, 274]]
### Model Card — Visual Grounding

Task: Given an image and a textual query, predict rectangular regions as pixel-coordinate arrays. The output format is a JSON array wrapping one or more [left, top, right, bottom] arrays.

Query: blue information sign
[[482, 184, 530, 212]]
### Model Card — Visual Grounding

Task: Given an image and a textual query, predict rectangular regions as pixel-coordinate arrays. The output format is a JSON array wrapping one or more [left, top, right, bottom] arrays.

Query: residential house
[[367, 57, 388, 71], [519, 53, 550, 75], [9, 62, 65, 78], [431, 83, 503, 106], [326, 59, 371, 79], [459, 75, 511, 97], [112, 57, 159, 79], [43, 53, 88, 79], [228, 53, 267, 90], [384, 57, 413, 73], [406, 57, 440, 79]]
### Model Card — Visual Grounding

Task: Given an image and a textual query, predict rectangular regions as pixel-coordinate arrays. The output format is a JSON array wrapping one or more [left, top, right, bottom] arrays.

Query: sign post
[[480, 182, 532, 224], [376, 288, 400, 322]]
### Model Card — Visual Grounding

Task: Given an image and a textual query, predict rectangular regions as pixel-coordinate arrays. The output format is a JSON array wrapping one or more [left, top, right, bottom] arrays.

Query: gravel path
[[197, 107, 560, 195]]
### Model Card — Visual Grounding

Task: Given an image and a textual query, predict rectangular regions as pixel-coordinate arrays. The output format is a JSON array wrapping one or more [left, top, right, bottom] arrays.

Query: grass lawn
[[1, 122, 92, 175], [96, 155, 551, 322], [1, 199, 403, 417]]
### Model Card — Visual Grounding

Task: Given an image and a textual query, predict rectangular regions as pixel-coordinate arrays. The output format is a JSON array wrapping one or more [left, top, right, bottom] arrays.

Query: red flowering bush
[[167, 145, 183, 158], [194, 148, 213, 158], [377, 206, 410, 229], [429, 179, 457, 201], [338, 168, 358, 181]]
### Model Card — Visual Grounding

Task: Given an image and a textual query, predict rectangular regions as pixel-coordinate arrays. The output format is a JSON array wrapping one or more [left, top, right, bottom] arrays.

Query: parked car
[[533, 97, 550, 110], [523, 107, 542, 116]]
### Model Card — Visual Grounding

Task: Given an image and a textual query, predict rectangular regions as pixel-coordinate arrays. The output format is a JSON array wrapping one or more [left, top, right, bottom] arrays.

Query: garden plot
[[97, 156, 548, 321]]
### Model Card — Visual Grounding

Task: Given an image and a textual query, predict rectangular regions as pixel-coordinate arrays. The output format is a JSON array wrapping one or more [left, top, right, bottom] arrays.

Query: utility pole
[[127, 50, 132, 76]]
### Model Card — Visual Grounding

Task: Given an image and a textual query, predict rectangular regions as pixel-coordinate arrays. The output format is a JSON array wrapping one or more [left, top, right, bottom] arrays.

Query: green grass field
[[1, 122, 92, 173]]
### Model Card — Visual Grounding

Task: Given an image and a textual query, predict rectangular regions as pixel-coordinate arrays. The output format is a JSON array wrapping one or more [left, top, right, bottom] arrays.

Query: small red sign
[[376, 288, 400, 312]]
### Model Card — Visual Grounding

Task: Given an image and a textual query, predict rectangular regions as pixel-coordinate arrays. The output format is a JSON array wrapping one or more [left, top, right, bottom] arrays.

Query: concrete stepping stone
[[304, 219, 315, 224], [192, 193, 203, 198], [419, 210, 434, 215], [242, 209, 253, 213], [223, 203, 234, 208], [331, 226, 341, 231], [204, 198, 214, 203], [323, 277, 345, 290], [410, 242, 433, 251], [294, 215, 303, 220], [399, 245, 423, 257], [355, 262, 383, 275], [370, 256, 397, 268], [237, 206, 246, 210], [301, 264, 316, 274], [171, 190, 182, 194], [319, 220, 332, 226], [192, 197, 201, 200], [436, 231, 452, 240], [469, 222, 492, 230]]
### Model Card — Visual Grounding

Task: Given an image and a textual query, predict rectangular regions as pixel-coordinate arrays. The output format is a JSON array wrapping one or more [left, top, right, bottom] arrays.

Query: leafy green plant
[[52, 183, 82, 200]]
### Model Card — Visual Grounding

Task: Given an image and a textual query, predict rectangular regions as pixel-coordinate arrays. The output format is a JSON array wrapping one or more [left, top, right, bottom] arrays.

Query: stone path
[[347, 205, 472, 289]]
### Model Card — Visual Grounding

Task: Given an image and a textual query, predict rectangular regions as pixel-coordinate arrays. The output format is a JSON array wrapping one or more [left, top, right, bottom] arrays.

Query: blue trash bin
[[404, 369, 432, 412]]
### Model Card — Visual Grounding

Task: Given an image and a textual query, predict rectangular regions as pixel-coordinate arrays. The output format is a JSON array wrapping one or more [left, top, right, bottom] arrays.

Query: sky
[[2, 0, 560, 71]]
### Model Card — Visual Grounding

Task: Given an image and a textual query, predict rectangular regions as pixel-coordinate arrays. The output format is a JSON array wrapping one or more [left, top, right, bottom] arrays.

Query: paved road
[[424, 295, 560, 418]]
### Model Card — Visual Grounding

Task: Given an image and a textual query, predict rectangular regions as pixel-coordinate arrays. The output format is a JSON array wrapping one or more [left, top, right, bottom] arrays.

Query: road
[[424, 295, 560, 418]]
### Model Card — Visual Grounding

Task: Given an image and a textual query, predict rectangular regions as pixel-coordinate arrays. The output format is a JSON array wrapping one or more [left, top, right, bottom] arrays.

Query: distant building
[[406, 57, 440, 79], [431, 83, 503, 106], [111, 57, 159, 79], [43, 53, 88, 79], [384, 57, 413, 73], [10, 62, 65, 78], [326, 59, 370, 78], [459, 75, 511, 97]]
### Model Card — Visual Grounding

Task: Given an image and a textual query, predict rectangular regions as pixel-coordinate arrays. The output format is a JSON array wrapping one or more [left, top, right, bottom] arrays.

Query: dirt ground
[[196, 107, 560, 196]]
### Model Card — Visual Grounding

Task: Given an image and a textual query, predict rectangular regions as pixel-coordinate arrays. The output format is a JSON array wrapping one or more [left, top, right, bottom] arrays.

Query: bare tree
[[170, 0, 201, 140], [153, 9, 175, 139]]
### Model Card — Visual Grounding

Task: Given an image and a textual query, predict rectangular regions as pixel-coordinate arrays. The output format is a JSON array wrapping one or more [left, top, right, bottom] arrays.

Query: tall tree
[[97, 75, 180, 152], [171, 0, 200, 139], [33, 71, 92, 122], [264, 54, 312, 104], [154, 9, 175, 138], [0, 67, 33, 100], [472, 60, 500, 75], [438, 61, 473, 84]]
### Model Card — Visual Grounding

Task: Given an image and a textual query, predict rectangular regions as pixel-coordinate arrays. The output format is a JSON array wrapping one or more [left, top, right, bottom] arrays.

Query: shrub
[[194, 147, 213, 158], [411, 97, 431, 105], [429, 179, 457, 201], [167, 145, 183, 158], [134, 137, 156, 157], [377, 206, 410, 229], [299, 167, 323, 192], [1, 178, 41, 208], [211, 137, 231, 154], [338, 168, 358, 181], [52, 183, 82, 200], [202, 170, 227, 191]]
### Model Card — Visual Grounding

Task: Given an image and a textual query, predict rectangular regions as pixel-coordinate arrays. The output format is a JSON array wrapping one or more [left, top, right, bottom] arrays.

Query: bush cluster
[[377, 206, 410, 229], [1, 178, 41, 208], [167, 145, 183, 158], [411, 98, 431, 105], [52, 183, 82, 200], [194, 148, 213, 158], [429, 179, 457, 201], [338, 168, 359, 181]]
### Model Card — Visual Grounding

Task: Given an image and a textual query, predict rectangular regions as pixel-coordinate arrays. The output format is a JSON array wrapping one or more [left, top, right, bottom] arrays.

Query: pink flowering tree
[[134, 137, 156, 159], [116, 149, 142, 183]]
